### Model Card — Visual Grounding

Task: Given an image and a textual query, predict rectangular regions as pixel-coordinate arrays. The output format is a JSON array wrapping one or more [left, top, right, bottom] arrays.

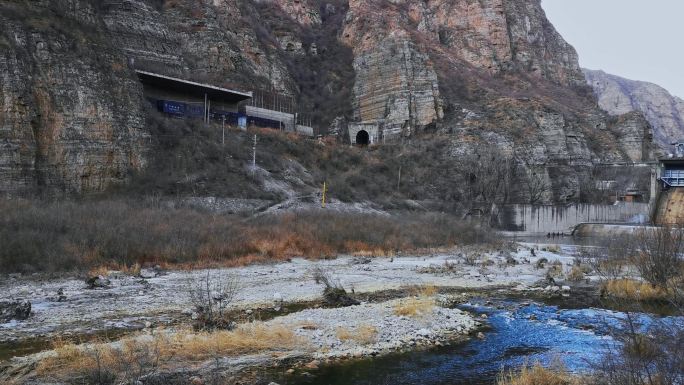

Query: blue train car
[[186, 104, 205, 118], [155, 98, 283, 131], [157, 100, 185, 116]]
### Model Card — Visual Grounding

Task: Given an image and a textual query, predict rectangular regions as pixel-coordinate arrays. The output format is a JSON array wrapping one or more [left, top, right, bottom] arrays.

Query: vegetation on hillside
[[0, 199, 490, 274]]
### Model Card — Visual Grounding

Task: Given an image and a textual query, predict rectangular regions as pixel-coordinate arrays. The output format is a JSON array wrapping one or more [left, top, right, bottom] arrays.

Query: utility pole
[[222, 115, 225, 146], [322, 181, 327, 208], [252, 134, 257, 173]]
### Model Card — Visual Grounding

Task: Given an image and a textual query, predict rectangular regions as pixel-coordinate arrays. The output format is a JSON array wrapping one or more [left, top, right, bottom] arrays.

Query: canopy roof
[[136, 70, 252, 103]]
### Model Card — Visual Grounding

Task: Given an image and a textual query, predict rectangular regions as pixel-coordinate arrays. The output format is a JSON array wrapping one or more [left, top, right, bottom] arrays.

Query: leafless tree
[[188, 271, 240, 330], [514, 144, 550, 205], [456, 142, 517, 211], [587, 229, 684, 385], [633, 227, 684, 291]]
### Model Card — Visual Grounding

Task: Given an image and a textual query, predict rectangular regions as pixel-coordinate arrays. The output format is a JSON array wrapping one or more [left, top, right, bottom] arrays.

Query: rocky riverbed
[[0, 242, 597, 384], [0, 243, 584, 344]]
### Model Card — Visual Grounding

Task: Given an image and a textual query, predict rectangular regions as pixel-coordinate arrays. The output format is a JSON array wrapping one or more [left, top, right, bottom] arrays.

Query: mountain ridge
[[584, 68, 684, 150]]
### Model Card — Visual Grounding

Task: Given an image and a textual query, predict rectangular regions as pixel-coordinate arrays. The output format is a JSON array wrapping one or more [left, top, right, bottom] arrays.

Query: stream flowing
[[282, 298, 682, 385]]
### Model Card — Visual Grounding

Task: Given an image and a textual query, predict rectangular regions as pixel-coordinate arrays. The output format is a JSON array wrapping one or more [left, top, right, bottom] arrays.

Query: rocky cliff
[[584, 68, 684, 150], [0, 0, 654, 202], [0, 1, 148, 196]]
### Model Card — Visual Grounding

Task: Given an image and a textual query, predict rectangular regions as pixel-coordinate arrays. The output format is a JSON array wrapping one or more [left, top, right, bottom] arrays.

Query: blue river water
[[280, 299, 681, 385]]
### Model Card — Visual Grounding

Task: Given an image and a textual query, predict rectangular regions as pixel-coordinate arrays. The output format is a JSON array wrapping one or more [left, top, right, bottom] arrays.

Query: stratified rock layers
[[0, 0, 654, 199]]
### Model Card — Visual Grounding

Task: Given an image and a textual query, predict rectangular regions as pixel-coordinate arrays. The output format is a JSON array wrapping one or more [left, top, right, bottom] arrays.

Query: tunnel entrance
[[356, 130, 370, 146]]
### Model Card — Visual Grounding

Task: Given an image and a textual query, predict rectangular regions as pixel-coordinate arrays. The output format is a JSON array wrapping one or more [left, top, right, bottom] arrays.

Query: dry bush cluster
[[586, 227, 684, 385], [335, 325, 378, 345], [497, 361, 580, 385], [394, 286, 437, 318], [0, 199, 489, 273]]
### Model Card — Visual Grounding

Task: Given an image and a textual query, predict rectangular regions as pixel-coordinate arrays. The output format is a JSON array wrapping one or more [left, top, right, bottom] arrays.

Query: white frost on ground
[[0, 244, 580, 343]]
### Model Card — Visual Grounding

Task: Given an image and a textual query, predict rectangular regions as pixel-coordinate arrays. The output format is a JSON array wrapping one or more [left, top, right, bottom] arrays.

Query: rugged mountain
[[0, 0, 654, 202], [584, 68, 684, 150]]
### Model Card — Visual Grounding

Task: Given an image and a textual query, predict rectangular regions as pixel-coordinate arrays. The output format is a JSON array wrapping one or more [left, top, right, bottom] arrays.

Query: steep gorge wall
[[0, 1, 148, 196], [0, 0, 654, 200]]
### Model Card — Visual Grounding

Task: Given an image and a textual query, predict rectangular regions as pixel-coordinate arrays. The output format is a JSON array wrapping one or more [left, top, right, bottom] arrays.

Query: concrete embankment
[[572, 223, 661, 238]]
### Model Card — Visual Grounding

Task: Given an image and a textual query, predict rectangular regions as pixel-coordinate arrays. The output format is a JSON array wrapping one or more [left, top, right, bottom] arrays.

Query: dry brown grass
[[87, 265, 110, 278], [394, 286, 437, 317], [497, 362, 580, 385], [335, 324, 378, 345], [0, 199, 490, 274], [602, 279, 669, 302], [566, 265, 585, 282], [36, 323, 305, 380]]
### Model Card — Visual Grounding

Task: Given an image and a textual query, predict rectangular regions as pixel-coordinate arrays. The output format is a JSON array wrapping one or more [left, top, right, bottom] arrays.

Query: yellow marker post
[[322, 181, 327, 208]]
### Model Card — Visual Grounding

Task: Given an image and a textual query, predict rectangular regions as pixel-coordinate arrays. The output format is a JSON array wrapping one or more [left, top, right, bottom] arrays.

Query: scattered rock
[[56, 288, 67, 302], [139, 268, 157, 279], [286, 369, 295, 375], [182, 308, 194, 316], [351, 256, 372, 265], [561, 286, 571, 292], [304, 360, 320, 370], [476, 332, 485, 339], [0, 300, 31, 321], [190, 376, 204, 385], [85, 275, 111, 289]]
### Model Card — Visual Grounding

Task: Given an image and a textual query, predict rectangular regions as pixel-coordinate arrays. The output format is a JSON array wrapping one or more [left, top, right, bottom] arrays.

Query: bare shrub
[[588, 228, 684, 385], [0, 200, 493, 274], [188, 272, 239, 330], [590, 320, 684, 385], [311, 267, 359, 307], [633, 227, 684, 290]]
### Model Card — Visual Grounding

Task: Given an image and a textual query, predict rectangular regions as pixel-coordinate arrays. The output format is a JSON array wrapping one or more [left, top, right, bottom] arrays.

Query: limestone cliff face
[[341, 0, 589, 141], [0, 0, 654, 201], [584, 68, 684, 150], [0, 1, 148, 196]]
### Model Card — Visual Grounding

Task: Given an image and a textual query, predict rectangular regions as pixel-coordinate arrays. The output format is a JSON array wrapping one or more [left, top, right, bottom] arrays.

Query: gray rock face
[[349, 37, 443, 138], [584, 68, 684, 150], [0, 1, 148, 196], [0, 0, 655, 200]]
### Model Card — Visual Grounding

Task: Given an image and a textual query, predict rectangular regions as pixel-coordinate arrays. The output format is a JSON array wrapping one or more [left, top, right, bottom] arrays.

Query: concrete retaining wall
[[573, 223, 659, 238], [492, 202, 652, 235]]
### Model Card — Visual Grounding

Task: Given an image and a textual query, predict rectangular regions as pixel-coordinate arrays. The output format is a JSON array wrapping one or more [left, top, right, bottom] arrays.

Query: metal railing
[[661, 169, 684, 187]]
